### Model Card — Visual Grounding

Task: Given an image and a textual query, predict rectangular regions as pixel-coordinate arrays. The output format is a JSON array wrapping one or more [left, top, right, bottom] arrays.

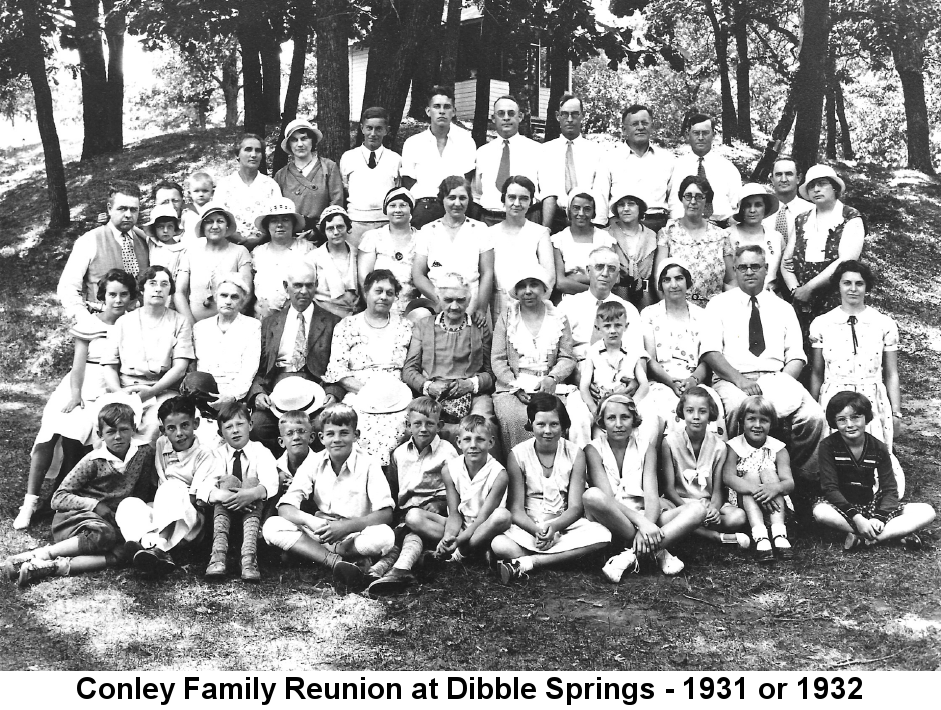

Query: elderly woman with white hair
[[402, 272, 497, 445], [193, 272, 262, 408]]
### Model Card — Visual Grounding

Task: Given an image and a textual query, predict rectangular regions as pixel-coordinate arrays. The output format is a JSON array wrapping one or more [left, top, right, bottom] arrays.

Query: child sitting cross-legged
[[194, 401, 279, 582], [367, 397, 459, 596], [115, 396, 222, 576], [261, 404, 395, 591], [490, 393, 611, 584], [813, 391, 935, 551], [3, 402, 157, 586], [406, 414, 511, 565]]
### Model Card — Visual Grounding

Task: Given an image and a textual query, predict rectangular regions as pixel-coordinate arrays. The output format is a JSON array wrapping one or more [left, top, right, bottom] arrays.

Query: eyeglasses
[[495, 110, 518, 118], [592, 264, 619, 274], [734, 264, 765, 273], [559, 111, 581, 119], [682, 193, 706, 202]]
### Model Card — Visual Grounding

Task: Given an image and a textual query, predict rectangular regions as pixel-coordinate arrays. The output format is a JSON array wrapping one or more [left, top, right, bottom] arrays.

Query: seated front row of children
[[3, 388, 935, 591]]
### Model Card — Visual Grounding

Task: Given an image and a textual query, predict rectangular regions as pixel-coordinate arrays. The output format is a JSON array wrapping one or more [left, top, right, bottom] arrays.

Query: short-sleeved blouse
[[656, 220, 731, 301], [359, 225, 419, 315], [324, 312, 413, 382], [251, 239, 314, 317], [640, 300, 711, 381], [102, 309, 195, 385], [186, 241, 253, 322], [550, 227, 614, 274], [727, 434, 785, 478], [588, 429, 653, 509], [490, 220, 551, 294], [214, 171, 281, 241], [415, 217, 491, 291], [308, 244, 358, 317]]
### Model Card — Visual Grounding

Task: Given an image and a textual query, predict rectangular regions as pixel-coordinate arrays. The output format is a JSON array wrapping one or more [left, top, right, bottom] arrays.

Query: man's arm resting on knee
[[701, 352, 756, 393]]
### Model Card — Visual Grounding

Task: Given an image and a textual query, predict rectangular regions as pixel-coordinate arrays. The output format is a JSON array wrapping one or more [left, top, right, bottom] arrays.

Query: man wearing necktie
[[701, 244, 826, 495], [56, 180, 149, 324], [249, 262, 346, 454], [763, 157, 813, 291]]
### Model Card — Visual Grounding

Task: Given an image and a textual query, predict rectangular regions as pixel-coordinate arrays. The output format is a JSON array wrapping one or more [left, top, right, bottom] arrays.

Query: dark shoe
[[368, 568, 415, 596], [133, 548, 177, 576], [901, 533, 923, 551], [772, 535, 794, 560], [498, 559, 528, 585], [755, 541, 774, 564], [123, 540, 144, 559], [205, 553, 227, 578], [843, 532, 864, 552], [332, 560, 365, 591], [240, 554, 261, 582]]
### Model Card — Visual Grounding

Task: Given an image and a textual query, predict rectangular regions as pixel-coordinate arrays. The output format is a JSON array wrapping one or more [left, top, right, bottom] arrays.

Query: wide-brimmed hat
[[799, 164, 846, 200], [180, 371, 220, 401], [654, 256, 693, 291], [609, 190, 648, 218], [143, 204, 183, 238], [270, 377, 326, 418], [253, 198, 305, 233], [383, 186, 415, 214], [733, 183, 779, 222], [512, 265, 550, 295], [197, 202, 238, 239], [354, 374, 412, 414], [280, 118, 324, 153]]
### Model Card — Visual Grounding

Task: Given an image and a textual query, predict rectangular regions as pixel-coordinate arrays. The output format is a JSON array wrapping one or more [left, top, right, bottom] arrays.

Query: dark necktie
[[368, 151, 377, 169], [495, 139, 510, 191], [748, 296, 765, 357], [697, 157, 713, 218], [232, 450, 243, 482], [848, 315, 858, 355]]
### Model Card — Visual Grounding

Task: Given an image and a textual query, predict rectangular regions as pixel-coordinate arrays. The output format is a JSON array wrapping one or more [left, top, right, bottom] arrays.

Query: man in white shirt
[[400, 86, 476, 229], [472, 95, 543, 226], [608, 103, 674, 233], [340, 106, 402, 248], [668, 113, 742, 227], [539, 92, 609, 232], [558, 246, 641, 361], [57, 180, 149, 324], [700, 245, 825, 487], [763, 157, 812, 253]]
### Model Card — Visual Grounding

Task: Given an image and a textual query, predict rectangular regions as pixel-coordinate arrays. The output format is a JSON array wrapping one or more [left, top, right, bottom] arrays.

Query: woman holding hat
[[251, 198, 313, 319], [607, 190, 657, 309], [782, 164, 865, 336], [310, 205, 359, 319], [193, 272, 262, 409], [14, 269, 138, 530], [489, 176, 555, 320], [215, 133, 281, 250], [653, 175, 733, 304], [183, 203, 253, 322], [413, 176, 493, 327], [324, 269, 414, 464], [641, 258, 727, 437], [725, 183, 783, 290], [274, 118, 343, 237], [492, 266, 577, 452], [551, 190, 614, 297], [358, 187, 420, 317]]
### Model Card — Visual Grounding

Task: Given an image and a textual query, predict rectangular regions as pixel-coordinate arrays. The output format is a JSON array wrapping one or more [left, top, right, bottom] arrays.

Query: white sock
[[21, 494, 40, 508], [770, 523, 790, 547], [517, 556, 535, 573], [752, 525, 770, 550]]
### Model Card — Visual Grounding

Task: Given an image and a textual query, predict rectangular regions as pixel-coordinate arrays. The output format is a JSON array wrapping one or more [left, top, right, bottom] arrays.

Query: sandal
[[772, 535, 794, 560]]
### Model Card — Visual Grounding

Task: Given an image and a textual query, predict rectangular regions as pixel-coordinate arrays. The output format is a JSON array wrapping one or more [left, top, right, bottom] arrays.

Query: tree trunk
[[221, 44, 240, 130], [72, 0, 110, 161], [791, 0, 830, 175], [101, 0, 125, 153], [273, 24, 309, 173], [407, 50, 440, 122], [750, 90, 797, 182], [702, 0, 738, 144], [238, 24, 265, 139], [834, 81, 854, 160], [315, 0, 352, 162], [544, 41, 569, 141], [21, 1, 69, 228], [260, 24, 282, 124], [890, 26, 935, 175], [732, 0, 752, 145], [472, 6, 494, 147], [825, 51, 836, 159], [438, 0, 462, 87], [362, 0, 445, 141]]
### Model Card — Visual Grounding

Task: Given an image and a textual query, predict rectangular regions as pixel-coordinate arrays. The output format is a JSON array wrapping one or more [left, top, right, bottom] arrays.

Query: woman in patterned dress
[[653, 175, 733, 304]]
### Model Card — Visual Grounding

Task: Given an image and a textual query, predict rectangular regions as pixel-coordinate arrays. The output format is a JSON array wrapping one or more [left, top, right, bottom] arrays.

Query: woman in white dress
[[358, 187, 420, 318], [551, 190, 614, 297], [214, 133, 281, 249]]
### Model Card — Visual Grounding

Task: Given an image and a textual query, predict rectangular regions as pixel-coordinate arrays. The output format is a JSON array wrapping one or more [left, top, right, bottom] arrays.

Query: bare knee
[[404, 507, 426, 530], [490, 507, 512, 531], [582, 487, 607, 514], [490, 534, 516, 559]]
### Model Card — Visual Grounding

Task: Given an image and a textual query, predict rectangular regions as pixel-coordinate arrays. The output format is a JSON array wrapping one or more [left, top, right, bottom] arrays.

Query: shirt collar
[[163, 439, 200, 464], [593, 339, 627, 355], [406, 435, 441, 456], [108, 222, 130, 240], [361, 145, 384, 159], [317, 446, 359, 478], [149, 236, 184, 251], [221, 441, 248, 459], [289, 302, 316, 320], [87, 441, 141, 471]]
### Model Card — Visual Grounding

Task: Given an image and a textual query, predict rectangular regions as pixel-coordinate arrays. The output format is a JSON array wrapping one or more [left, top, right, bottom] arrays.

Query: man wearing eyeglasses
[[701, 244, 826, 491], [538, 92, 610, 233], [668, 112, 742, 228], [472, 95, 543, 226], [558, 246, 640, 361]]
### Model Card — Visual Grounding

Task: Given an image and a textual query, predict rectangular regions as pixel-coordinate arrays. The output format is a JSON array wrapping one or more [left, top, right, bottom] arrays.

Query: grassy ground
[[0, 133, 939, 670]]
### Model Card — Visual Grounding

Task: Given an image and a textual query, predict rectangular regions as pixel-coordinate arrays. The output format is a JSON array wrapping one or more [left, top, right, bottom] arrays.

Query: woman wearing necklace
[[324, 269, 414, 465], [412, 176, 493, 327], [641, 258, 727, 437], [607, 190, 657, 310], [402, 273, 497, 448], [274, 119, 343, 244], [358, 187, 420, 318], [183, 203, 253, 322], [102, 266, 195, 442], [309, 206, 359, 318], [214, 133, 281, 250]]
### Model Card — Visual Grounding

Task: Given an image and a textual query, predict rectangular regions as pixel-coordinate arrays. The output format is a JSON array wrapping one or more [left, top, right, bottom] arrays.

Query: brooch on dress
[[394, 252, 403, 261]]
